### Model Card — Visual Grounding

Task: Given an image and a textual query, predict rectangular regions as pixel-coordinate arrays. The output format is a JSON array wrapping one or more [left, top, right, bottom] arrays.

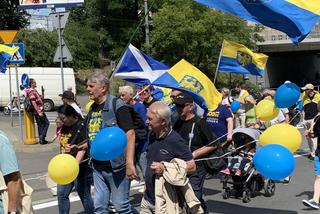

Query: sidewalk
[[1, 119, 59, 153]]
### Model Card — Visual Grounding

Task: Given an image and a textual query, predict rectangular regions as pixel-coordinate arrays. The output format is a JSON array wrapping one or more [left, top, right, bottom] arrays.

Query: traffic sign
[[50, 11, 70, 33], [0, 30, 18, 43], [21, 73, 29, 88], [5, 43, 25, 64], [53, 38, 73, 62]]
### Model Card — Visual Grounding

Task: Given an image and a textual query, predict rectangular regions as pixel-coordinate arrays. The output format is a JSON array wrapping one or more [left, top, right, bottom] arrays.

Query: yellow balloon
[[85, 100, 94, 113], [256, 99, 279, 121], [48, 154, 79, 185], [259, 123, 302, 153]]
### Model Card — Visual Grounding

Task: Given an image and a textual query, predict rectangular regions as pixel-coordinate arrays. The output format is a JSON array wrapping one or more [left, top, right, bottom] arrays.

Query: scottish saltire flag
[[114, 44, 171, 85], [218, 40, 268, 76], [161, 59, 222, 111], [194, 0, 320, 44], [0, 44, 19, 73]]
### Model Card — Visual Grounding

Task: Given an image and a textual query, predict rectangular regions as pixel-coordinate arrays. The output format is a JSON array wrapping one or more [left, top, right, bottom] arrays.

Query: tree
[[0, 0, 29, 30], [16, 29, 57, 67], [150, 0, 262, 81]]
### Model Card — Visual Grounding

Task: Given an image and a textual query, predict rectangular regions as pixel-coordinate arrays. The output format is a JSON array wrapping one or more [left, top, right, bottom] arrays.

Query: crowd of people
[[2, 72, 320, 213]]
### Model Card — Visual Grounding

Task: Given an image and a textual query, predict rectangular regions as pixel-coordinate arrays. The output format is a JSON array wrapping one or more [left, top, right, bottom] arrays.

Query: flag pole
[[214, 40, 225, 84], [133, 85, 150, 100]]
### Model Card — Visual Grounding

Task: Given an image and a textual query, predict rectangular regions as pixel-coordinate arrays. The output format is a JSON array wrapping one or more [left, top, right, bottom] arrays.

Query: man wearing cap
[[59, 91, 83, 118], [172, 93, 217, 214], [302, 83, 320, 160]]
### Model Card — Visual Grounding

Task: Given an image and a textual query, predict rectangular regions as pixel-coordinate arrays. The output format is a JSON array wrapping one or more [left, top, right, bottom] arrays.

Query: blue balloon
[[230, 100, 241, 112], [253, 144, 295, 180], [274, 82, 300, 108], [91, 127, 127, 161]]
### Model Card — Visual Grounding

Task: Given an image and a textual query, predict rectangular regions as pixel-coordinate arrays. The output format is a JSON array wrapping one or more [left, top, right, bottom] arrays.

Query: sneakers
[[302, 199, 320, 210], [235, 169, 241, 176], [221, 168, 230, 175]]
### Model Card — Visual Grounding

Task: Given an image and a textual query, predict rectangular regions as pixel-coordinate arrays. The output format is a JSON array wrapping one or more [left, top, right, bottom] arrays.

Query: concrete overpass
[[253, 23, 320, 88]]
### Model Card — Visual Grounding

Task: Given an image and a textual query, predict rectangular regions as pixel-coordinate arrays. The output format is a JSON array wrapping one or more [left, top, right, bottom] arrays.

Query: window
[[271, 35, 276, 41], [278, 35, 283, 40]]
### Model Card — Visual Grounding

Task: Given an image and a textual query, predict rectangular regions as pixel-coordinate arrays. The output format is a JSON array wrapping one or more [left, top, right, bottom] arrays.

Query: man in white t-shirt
[[59, 91, 84, 118]]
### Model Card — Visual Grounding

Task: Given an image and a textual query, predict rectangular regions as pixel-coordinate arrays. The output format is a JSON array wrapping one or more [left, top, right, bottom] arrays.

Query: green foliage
[[0, 0, 29, 30], [16, 29, 57, 66], [150, 0, 261, 79], [64, 21, 100, 69]]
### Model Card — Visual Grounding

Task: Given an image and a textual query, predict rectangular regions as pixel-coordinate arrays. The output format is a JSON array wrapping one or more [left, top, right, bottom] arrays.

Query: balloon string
[[195, 140, 257, 162], [289, 111, 301, 124]]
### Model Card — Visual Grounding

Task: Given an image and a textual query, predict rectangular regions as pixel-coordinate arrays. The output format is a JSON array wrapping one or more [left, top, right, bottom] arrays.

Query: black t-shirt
[[60, 119, 89, 177], [144, 129, 193, 204], [143, 98, 158, 109], [304, 95, 318, 120], [87, 101, 135, 144], [173, 116, 217, 153]]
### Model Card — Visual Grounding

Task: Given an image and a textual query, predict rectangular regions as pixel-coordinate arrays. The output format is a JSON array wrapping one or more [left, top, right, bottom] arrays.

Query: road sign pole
[[15, 65, 23, 141], [8, 67, 13, 127], [58, 12, 65, 92]]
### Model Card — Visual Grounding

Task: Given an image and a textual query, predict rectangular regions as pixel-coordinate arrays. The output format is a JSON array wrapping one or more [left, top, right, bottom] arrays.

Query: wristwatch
[[8, 212, 17, 214]]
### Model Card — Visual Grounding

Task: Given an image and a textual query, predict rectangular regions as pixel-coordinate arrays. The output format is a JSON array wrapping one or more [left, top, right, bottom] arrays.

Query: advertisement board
[[19, 0, 84, 9]]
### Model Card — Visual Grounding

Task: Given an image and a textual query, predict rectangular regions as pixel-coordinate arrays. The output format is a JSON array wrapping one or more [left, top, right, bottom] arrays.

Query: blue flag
[[114, 44, 171, 85], [194, 0, 320, 44], [0, 52, 11, 74], [114, 44, 210, 110]]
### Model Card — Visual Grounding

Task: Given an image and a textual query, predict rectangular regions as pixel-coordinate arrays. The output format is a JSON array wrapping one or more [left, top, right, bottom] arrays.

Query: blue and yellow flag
[[168, 59, 222, 111], [194, 0, 320, 44], [218, 40, 268, 76], [0, 44, 19, 55], [0, 44, 19, 73]]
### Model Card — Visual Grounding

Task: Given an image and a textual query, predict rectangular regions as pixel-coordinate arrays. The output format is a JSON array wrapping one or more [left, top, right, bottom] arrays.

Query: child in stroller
[[220, 128, 276, 203], [220, 131, 255, 176]]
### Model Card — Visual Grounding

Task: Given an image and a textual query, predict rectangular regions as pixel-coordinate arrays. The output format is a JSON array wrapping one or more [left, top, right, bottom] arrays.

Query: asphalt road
[[15, 135, 319, 214], [5, 96, 320, 213]]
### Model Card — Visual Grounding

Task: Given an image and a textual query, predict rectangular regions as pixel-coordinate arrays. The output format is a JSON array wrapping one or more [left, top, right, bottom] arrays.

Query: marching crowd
[[2, 72, 320, 213]]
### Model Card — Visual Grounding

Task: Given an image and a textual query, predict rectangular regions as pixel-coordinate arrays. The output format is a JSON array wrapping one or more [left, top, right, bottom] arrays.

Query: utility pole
[[144, 0, 150, 54]]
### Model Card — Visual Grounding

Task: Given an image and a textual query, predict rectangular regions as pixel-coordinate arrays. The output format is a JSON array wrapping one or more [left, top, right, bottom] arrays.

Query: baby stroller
[[221, 128, 276, 203]]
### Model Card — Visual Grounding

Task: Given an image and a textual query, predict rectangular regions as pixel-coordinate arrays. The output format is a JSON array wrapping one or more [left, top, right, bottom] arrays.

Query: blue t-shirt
[[0, 131, 19, 214], [144, 130, 193, 205], [133, 102, 148, 152], [206, 105, 232, 142]]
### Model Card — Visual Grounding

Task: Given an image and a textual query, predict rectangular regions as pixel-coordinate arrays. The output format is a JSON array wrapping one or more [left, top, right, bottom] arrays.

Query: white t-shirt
[[270, 110, 286, 126], [70, 102, 83, 118]]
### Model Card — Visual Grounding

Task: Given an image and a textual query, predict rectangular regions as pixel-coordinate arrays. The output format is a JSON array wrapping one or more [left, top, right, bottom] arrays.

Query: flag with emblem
[[159, 59, 222, 111], [0, 44, 19, 73], [194, 0, 320, 44], [217, 40, 268, 76]]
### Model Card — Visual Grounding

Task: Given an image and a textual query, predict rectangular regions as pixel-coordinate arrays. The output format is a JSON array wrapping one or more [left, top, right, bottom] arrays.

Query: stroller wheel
[[242, 189, 251, 203], [222, 187, 231, 199], [264, 179, 275, 197]]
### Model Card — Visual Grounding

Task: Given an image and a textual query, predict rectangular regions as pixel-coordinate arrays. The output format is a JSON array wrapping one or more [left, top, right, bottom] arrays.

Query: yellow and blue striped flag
[[0, 44, 19, 73], [195, 0, 320, 44], [218, 40, 268, 76], [168, 59, 222, 111]]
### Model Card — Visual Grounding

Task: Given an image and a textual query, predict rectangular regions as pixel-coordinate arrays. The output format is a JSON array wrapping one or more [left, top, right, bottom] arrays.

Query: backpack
[[190, 117, 227, 175], [24, 95, 34, 113]]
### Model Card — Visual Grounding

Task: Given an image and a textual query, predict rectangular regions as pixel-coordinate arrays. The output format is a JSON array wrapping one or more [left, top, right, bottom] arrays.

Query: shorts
[[314, 156, 320, 176]]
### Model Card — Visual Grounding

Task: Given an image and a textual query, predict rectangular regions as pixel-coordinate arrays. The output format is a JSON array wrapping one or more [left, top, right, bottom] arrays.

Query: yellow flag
[[168, 59, 222, 111], [0, 44, 19, 55]]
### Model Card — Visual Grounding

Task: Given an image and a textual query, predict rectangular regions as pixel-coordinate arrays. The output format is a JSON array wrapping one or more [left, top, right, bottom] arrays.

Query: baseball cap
[[173, 93, 193, 106], [302, 83, 314, 90], [59, 90, 75, 100]]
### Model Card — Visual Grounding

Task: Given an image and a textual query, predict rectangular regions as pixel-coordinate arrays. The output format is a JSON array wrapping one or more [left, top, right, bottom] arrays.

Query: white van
[[0, 67, 76, 111]]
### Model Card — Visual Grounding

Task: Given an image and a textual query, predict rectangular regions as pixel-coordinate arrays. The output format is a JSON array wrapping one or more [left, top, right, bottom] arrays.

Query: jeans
[[34, 113, 49, 142], [188, 164, 208, 214], [57, 174, 94, 214], [135, 151, 147, 181], [92, 164, 136, 214]]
